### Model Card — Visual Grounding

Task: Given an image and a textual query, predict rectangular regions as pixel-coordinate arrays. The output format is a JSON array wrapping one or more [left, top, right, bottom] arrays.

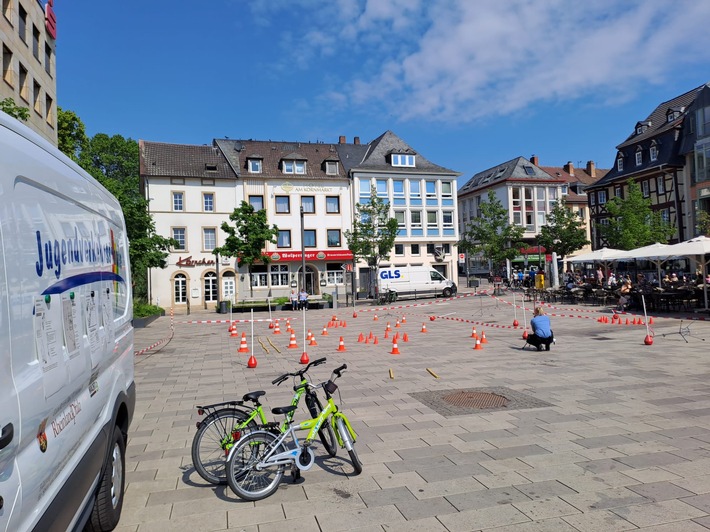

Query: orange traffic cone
[[247, 354, 257, 368], [357, 332, 365, 343], [373, 314, 379, 321], [273, 321, 282, 334], [331, 315, 337, 322], [321, 325, 328, 336], [309, 335, 318, 346], [287, 332, 298, 349], [471, 326, 478, 338], [341, 320, 347, 328], [391, 338, 401, 355], [395, 320, 401, 328], [626, 318, 630, 325], [337, 336, 346, 352], [386, 322, 392, 332], [401, 316, 407, 324], [384, 330, 389, 339], [649, 317, 654, 325], [402, 332, 409, 342], [230, 325, 239, 338], [373, 336, 379, 345], [300, 350, 310, 364], [474, 338, 483, 350], [238, 333, 249, 353], [481, 331, 488, 344], [228, 321, 235, 332], [421, 323, 427, 333], [368, 331, 374, 341], [364, 336, 370, 344]]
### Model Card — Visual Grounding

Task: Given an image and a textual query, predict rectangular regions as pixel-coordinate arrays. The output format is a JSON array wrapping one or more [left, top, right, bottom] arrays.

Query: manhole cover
[[442, 391, 509, 409]]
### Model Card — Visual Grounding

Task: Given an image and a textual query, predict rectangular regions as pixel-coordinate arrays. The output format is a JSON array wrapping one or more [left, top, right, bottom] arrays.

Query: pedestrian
[[298, 288, 309, 310], [289, 289, 298, 311], [596, 266, 604, 286], [527, 306, 554, 352]]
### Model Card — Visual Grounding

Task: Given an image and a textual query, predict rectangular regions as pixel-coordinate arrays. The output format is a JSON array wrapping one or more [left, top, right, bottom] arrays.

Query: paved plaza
[[119, 286, 710, 531]]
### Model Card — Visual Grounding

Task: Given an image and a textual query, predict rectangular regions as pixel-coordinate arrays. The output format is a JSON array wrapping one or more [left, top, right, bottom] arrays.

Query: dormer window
[[650, 142, 658, 162], [617, 156, 624, 171], [325, 160, 338, 175], [635, 121, 651, 135], [666, 107, 683, 123], [248, 158, 262, 173], [635, 147, 643, 166], [283, 160, 306, 174], [391, 154, 415, 167], [205, 163, 218, 171]]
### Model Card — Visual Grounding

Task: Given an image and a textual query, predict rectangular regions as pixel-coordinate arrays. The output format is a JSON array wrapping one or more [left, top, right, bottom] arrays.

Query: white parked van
[[0, 111, 135, 531], [377, 266, 457, 299]]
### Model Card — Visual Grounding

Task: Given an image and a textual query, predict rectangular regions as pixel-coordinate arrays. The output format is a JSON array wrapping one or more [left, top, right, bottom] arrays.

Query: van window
[[430, 271, 445, 281]]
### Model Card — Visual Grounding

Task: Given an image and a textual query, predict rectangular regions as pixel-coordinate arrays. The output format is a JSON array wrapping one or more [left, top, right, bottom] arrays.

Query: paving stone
[[359, 486, 416, 508], [626, 480, 696, 501], [437, 503, 531, 531], [394, 496, 457, 520], [609, 499, 707, 527], [446, 486, 532, 512], [512, 496, 581, 520], [513, 480, 578, 500]]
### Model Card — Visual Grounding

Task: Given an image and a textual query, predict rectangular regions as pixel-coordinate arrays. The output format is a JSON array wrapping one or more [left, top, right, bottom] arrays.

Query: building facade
[[336, 131, 460, 293], [1, 0, 57, 144]]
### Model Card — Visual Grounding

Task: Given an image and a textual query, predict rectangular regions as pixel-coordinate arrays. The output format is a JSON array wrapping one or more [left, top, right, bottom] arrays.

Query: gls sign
[[379, 270, 401, 280]]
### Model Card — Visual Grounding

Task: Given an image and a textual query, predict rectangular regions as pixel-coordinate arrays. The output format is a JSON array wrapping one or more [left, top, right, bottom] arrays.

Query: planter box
[[133, 314, 161, 329]]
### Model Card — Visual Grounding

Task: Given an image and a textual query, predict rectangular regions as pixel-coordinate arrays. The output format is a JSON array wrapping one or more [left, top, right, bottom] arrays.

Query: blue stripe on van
[[41, 272, 126, 295]]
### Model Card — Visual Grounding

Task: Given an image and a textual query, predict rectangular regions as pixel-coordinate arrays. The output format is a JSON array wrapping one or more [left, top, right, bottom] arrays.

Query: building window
[[248, 195, 263, 211], [590, 192, 596, 206], [410, 180, 421, 199], [411, 244, 420, 255], [283, 160, 306, 174], [410, 210, 422, 228], [617, 157, 623, 171], [376, 179, 387, 198], [650, 144, 658, 161], [523, 165, 535, 176], [204, 272, 217, 302], [698, 106, 710, 138], [44, 43, 52, 76], [427, 211, 438, 229], [173, 192, 184, 211], [661, 208, 670, 224], [3, 0, 12, 21], [326, 196, 340, 213], [391, 154, 415, 167], [250, 266, 268, 287], [172, 228, 186, 250], [45, 94, 53, 125], [203, 228, 216, 251], [2, 45, 13, 87], [275, 196, 290, 213], [301, 196, 315, 214], [393, 179, 404, 199], [426, 243, 436, 255], [32, 80, 41, 114], [394, 211, 405, 230], [270, 265, 289, 286], [657, 176, 665, 194], [635, 150, 643, 166], [248, 159, 262, 173], [578, 207, 586, 219], [203, 192, 214, 212], [441, 182, 453, 198], [614, 185, 621, 198], [174, 274, 187, 303], [32, 25, 39, 60], [642, 180, 650, 197], [442, 211, 454, 228], [18, 4, 26, 43], [326, 265, 344, 285], [425, 180, 436, 198], [303, 230, 316, 248], [277, 230, 291, 248], [394, 243, 404, 255], [327, 229, 341, 247], [18, 63, 28, 102], [325, 161, 338, 175], [598, 190, 607, 204]]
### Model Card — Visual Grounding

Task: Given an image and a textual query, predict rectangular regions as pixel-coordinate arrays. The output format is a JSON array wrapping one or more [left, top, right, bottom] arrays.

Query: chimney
[[563, 161, 574, 176], [586, 160, 596, 178], [530, 154, 539, 166], [354, 136, 360, 145], [339, 135, 346, 144]]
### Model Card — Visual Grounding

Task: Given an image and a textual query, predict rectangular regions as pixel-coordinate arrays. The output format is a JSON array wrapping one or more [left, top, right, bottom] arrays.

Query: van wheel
[[87, 425, 125, 531], [443, 288, 452, 297]]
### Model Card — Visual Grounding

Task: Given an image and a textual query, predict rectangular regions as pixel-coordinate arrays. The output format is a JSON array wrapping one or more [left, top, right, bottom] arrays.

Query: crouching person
[[528, 306, 554, 351]]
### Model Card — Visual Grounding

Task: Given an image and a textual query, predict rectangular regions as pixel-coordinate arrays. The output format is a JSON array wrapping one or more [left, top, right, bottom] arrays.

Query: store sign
[[269, 250, 353, 262], [44, 0, 57, 39], [280, 182, 334, 193], [176, 256, 216, 267]]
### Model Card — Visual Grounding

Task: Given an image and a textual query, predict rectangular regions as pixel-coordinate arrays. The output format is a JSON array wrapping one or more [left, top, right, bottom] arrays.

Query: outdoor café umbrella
[[614, 242, 672, 282], [567, 247, 625, 276], [662, 236, 710, 310]]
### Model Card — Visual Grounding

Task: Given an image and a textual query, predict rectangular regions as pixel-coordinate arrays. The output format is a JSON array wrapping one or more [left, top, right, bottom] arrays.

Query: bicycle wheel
[[191, 408, 255, 485], [305, 394, 337, 457], [335, 416, 362, 475], [227, 431, 286, 501]]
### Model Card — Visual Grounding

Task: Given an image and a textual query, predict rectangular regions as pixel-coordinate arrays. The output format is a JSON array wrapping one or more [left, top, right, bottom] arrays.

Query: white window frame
[[642, 180, 650, 197], [441, 182, 453, 198], [598, 190, 607, 204], [326, 196, 340, 213], [657, 176, 665, 194], [277, 230, 291, 248], [203, 227, 216, 251], [203, 192, 214, 212], [427, 211, 438, 230], [394, 211, 406, 229], [325, 161, 338, 175], [248, 159, 262, 173], [617, 158, 623, 171], [172, 191, 184, 212], [410, 210, 422, 228], [410, 180, 421, 199], [425, 180, 437, 199], [650, 144, 658, 161], [172, 227, 186, 251], [275, 196, 290, 214], [442, 211, 454, 229], [391, 154, 415, 167], [394, 243, 404, 256], [635, 150, 643, 166], [204, 272, 218, 302], [301, 196, 315, 214], [270, 264, 289, 286], [174, 274, 187, 303], [393, 179, 405, 199]]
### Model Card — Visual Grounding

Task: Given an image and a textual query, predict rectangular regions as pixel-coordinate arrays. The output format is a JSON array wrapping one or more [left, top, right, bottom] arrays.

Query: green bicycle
[[191, 357, 337, 485], [226, 363, 362, 501]]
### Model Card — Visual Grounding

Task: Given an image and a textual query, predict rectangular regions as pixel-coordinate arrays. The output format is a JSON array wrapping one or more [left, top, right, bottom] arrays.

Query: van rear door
[[0, 226, 22, 532]]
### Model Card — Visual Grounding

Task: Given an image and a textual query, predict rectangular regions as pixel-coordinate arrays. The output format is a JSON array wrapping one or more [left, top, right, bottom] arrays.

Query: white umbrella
[[567, 248, 625, 279], [662, 236, 710, 310], [614, 242, 673, 282]]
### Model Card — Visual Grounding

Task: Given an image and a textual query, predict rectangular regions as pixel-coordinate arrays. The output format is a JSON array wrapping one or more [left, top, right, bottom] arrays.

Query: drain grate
[[442, 391, 509, 409]]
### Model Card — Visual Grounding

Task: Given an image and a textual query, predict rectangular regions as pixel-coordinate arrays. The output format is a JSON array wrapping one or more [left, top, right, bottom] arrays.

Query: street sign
[[458, 253, 465, 263]]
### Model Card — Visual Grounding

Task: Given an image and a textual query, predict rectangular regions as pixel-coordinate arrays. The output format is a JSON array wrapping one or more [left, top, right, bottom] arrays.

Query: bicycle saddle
[[242, 390, 266, 403], [272, 405, 297, 416]]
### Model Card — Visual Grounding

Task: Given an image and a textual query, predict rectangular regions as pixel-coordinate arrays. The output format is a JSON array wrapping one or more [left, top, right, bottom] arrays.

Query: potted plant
[[322, 293, 333, 308]]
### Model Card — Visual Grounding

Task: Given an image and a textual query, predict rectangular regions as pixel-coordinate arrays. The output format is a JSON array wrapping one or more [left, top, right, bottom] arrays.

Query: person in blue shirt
[[527, 306, 554, 351]]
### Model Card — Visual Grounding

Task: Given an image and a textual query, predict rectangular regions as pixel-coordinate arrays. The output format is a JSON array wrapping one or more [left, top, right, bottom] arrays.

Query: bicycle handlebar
[[333, 364, 347, 379], [271, 357, 327, 385]]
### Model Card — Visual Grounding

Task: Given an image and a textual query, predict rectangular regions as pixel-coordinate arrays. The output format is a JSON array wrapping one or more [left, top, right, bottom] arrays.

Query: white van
[[377, 266, 457, 299], [0, 111, 135, 531]]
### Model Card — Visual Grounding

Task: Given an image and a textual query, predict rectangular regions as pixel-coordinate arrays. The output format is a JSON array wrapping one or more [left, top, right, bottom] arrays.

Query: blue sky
[[57, 0, 710, 185]]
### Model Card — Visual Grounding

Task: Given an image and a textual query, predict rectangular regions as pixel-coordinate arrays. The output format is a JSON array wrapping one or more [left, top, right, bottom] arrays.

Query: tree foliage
[[458, 190, 525, 271], [696, 210, 710, 237], [0, 97, 29, 121], [56, 113, 173, 301], [537, 198, 590, 259], [214, 201, 279, 297], [600, 179, 674, 249], [344, 187, 399, 295]]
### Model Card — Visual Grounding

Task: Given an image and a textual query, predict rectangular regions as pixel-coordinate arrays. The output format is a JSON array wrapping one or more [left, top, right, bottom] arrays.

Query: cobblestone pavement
[[119, 288, 710, 531]]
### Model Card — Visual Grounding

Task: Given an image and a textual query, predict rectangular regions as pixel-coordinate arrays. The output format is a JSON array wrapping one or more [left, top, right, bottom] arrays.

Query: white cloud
[[248, 0, 710, 123]]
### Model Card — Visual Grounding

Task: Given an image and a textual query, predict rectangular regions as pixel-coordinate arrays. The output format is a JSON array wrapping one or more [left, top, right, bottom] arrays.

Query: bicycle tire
[[305, 394, 337, 457], [227, 431, 286, 501], [335, 416, 362, 475], [191, 408, 255, 485]]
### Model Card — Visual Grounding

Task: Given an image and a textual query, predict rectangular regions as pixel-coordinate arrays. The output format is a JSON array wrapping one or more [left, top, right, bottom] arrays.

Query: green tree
[[601, 179, 674, 249], [696, 210, 710, 236], [344, 186, 399, 297], [458, 190, 525, 272], [537, 198, 590, 259], [0, 97, 29, 121], [57, 107, 88, 163], [215, 201, 279, 297]]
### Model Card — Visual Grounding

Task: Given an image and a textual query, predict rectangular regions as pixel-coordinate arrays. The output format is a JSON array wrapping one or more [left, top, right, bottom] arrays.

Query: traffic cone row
[[321, 325, 328, 336], [273, 321, 281, 335], [391, 337, 401, 355], [474, 337, 483, 350], [238, 332, 249, 353], [230, 324, 239, 338], [287, 332, 298, 349], [471, 326, 478, 338]]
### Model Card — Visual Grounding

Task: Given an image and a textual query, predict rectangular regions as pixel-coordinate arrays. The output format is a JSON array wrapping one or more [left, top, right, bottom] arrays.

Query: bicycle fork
[[333, 414, 357, 452]]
